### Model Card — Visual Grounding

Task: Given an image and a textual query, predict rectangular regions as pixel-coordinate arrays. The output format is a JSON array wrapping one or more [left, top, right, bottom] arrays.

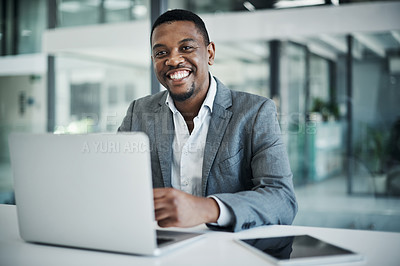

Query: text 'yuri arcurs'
[[81, 141, 150, 153]]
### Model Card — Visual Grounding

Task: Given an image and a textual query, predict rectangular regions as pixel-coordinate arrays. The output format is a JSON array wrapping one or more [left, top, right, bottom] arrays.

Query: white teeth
[[170, 71, 189, 80]]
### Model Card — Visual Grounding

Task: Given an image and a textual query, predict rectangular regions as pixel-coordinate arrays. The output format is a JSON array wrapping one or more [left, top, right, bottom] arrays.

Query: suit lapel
[[201, 79, 232, 196], [155, 96, 174, 188]]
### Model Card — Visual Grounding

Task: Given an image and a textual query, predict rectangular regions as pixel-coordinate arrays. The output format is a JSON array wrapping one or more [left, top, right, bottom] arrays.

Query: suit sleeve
[[118, 101, 135, 132], [209, 99, 298, 232]]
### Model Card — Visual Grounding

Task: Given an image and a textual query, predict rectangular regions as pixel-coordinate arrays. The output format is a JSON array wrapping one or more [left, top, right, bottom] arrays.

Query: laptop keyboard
[[157, 237, 174, 245]]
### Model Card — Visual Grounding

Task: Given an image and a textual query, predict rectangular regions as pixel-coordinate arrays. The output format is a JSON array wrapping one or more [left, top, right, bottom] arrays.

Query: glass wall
[[279, 42, 307, 186], [54, 55, 150, 134], [58, 0, 149, 27], [293, 31, 400, 231], [17, 0, 47, 54], [350, 32, 400, 196], [0, 0, 47, 55], [58, 0, 101, 27], [307, 54, 342, 184], [309, 54, 330, 103], [211, 41, 269, 98], [0, 74, 47, 204], [0, 2, 3, 54]]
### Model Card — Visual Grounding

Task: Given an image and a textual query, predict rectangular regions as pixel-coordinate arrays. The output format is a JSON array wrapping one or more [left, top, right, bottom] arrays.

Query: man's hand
[[153, 188, 220, 228]]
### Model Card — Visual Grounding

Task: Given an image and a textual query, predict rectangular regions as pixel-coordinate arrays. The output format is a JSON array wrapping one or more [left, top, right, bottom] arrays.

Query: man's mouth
[[168, 70, 190, 81]]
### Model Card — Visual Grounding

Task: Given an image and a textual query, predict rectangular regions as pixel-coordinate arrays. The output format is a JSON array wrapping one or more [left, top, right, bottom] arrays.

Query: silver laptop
[[9, 132, 203, 256]]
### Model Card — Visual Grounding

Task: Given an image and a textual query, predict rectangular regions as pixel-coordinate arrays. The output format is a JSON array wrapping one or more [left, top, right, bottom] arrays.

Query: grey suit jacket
[[118, 77, 298, 232]]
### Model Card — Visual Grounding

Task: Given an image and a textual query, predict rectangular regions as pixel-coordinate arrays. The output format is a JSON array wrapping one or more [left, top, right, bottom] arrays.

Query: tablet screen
[[240, 235, 358, 262]]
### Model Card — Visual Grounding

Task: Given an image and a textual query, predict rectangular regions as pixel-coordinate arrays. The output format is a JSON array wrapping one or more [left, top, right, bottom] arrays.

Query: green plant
[[310, 97, 339, 121], [355, 125, 389, 175]]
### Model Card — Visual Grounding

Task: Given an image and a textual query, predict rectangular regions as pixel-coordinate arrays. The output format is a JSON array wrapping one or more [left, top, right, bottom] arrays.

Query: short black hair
[[150, 9, 210, 46]]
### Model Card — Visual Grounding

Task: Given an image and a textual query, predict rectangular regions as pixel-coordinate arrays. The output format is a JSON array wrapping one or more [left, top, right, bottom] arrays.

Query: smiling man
[[119, 9, 297, 232]]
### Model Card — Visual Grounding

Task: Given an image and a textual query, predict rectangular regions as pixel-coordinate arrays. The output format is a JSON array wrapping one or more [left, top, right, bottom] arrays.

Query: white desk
[[1, 204, 399, 266]]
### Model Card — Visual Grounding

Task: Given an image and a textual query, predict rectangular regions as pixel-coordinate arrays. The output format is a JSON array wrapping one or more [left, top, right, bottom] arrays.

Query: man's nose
[[166, 51, 184, 66]]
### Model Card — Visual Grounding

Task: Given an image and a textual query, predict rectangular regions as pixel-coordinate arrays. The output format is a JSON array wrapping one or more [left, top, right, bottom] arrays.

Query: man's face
[[151, 21, 215, 102]]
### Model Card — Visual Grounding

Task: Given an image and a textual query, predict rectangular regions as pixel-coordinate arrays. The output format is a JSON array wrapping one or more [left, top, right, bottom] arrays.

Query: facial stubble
[[167, 82, 196, 102]]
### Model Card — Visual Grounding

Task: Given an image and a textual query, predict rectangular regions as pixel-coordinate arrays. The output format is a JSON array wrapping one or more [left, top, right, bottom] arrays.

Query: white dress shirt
[[165, 74, 232, 227]]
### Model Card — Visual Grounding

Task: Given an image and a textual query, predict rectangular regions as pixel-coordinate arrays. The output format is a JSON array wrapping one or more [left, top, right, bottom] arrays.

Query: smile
[[169, 70, 190, 80]]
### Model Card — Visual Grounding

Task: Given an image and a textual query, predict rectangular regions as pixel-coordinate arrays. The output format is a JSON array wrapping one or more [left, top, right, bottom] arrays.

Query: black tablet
[[235, 235, 364, 265]]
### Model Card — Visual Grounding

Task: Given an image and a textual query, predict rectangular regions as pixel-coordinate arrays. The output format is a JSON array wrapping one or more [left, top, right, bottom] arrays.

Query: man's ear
[[207, 41, 216, 66]]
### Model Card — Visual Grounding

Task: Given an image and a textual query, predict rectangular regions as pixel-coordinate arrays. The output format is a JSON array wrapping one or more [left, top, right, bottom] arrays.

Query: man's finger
[[157, 217, 176, 228], [153, 188, 166, 198], [153, 197, 172, 211], [154, 207, 171, 222], [153, 187, 174, 199]]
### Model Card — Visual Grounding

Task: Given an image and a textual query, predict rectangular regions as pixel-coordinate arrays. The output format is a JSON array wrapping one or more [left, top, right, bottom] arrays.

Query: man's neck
[[173, 76, 211, 133], [174, 94, 205, 134]]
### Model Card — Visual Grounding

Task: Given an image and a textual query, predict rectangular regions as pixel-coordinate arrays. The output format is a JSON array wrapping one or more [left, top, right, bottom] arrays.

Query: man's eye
[[182, 46, 193, 51], [155, 51, 167, 57]]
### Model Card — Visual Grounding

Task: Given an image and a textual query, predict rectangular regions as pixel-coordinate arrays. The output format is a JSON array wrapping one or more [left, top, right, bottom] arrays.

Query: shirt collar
[[166, 72, 217, 114]]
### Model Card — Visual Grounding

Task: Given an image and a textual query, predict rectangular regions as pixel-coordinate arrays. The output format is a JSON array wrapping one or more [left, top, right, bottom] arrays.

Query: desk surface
[[1, 204, 399, 266]]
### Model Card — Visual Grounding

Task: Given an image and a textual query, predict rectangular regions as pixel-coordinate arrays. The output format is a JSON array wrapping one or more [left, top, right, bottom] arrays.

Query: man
[[119, 9, 297, 232]]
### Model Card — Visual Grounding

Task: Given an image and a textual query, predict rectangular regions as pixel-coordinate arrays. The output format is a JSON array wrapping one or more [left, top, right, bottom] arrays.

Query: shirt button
[[182, 180, 189, 186]]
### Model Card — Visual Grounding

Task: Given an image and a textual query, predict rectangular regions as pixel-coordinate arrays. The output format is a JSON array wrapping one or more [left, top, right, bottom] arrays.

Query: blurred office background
[[0, 0, 399, 232]]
